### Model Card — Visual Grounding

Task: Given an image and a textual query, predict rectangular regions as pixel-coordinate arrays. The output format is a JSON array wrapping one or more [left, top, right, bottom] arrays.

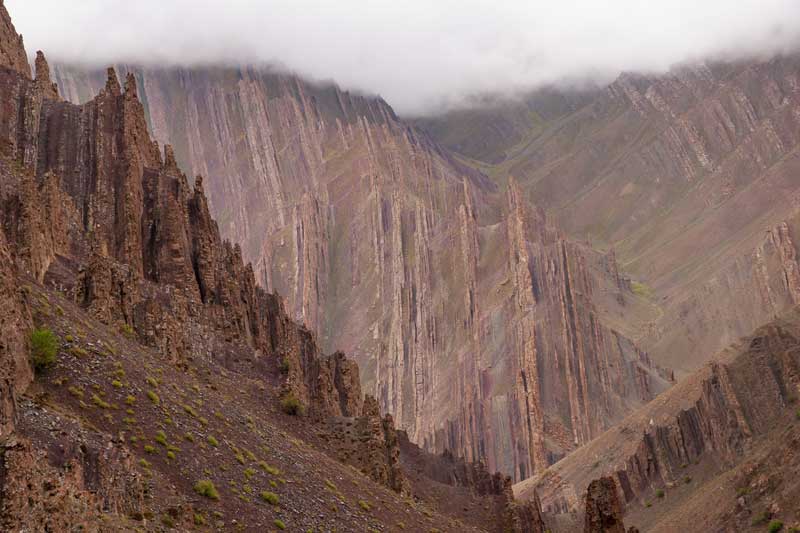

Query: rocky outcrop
[[0, 0, 27, 77], [584, 477, 627, 533], [0, 226, 31, 438], [515, 307, 800, 526], [50, 64, 672, 480]]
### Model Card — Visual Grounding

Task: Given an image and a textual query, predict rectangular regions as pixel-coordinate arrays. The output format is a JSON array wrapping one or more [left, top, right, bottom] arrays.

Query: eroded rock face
[[584, 477, 626, 533], [516, 307, 800, 529], [0, 226, 31, 438], [52, 64, 671, 480], [0, 0, 28, 77]]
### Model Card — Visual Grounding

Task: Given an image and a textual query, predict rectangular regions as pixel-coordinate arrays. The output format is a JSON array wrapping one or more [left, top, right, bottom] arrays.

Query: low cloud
[[8, 0, 800, 115]]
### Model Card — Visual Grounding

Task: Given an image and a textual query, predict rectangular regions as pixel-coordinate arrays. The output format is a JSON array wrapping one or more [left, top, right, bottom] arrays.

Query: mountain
[[515, 305, 800, 532], [0, 2, 547, 530], [50, 63, 671, 481], [418, 58, 800, 381]]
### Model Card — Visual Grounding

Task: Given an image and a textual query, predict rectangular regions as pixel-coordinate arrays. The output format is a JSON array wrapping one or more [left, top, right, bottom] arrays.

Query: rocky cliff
[[0, 3, 553, 530], [515, 306, 800, 531], [52, 63, 671, 481], [421, 56, 800, 383]]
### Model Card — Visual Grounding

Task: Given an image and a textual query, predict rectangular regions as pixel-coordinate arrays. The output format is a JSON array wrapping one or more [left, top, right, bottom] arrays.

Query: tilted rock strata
[[53, 64, 671, 480], [515, 307, 800, 526]]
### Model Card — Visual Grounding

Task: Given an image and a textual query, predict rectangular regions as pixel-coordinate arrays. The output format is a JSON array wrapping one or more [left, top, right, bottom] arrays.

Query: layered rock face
[[0, 37, 410, 505], [422, 56, 800, 379], [515, 306, 800, 531], [53, 64, 670, 480]]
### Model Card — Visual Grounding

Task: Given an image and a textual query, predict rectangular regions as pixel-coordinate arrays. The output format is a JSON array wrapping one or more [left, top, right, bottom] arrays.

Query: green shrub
[[769, 521, 784, 533], [258, 462, 280, 475], [144, 445, 157, 454], [244, 468, 256, 480], [161, 515, 175, 528], [166, 451, 176, 460], [273, 519, 286, 530], [139, 459, 151, 468], [30, 328, 59, 371], [111, 379, 123, 388], [146, 376, 159, 388], [280, 393, 303, 416], [193, 513, 206, 526], [260, 491, 279, 505], [155, 430, 168, 446], [119, 323, 135, 338], [194, 479, 220, 500], [358, 500, 371, 511], [183, 404, 197, 417], [655, 488, 665, 499], [91, 394, 111, 409], [146, 390, 160, 405], [125, 395, 136, 405], [207, 435, 219, 447]]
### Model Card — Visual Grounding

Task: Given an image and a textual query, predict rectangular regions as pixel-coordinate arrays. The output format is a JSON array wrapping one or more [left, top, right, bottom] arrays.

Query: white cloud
[[8, 0, 800, 114]]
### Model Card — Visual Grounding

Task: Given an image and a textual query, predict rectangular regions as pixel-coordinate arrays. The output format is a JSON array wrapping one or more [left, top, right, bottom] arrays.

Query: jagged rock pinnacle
[[104, 67, 121, 95]]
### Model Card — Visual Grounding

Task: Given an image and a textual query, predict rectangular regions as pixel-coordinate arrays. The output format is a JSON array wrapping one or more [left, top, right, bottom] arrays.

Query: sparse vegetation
[[243, 468, 256, 480], [769, 520, 784, 533], [68, 386, 84, 398], [259, 461, 280, 475], [194, 479, 220, 500], [631, 281, 652, 298], [193, 513, 206, 526], [166, 451, 176, 460], [683, 476, 692, 484], [146, 390, 160, 405], [273, 519, 286, 530], [358, 500, 371, 512], [111, 379, 123, 388], [260, 491, 279, 505], [119, 323, 135, 338], [207, 435, 219, 447], [183, 404, 197, 417], [655, 488, 665, 499], [144, 445, 157, 454], [125, 395, 136, 405], [155, 430, 168, 446], [280, 393, 303, 416], [30, 328, 59, 372], [278, 357, 291, 374], [69, 346, 88, 358], [91, 394, 111, 409]]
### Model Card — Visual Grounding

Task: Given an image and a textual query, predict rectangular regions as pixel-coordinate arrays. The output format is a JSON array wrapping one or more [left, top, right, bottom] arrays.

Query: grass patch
[[207, 435, 219, 447], [111, 379, 123, 388], [166, 451, 176, 460], [260, 491, 279, 505], [769, 520, 784, 533], [125, 395, 136, 405], [144, 445, 157, 454], [280, 393, 303, 416], [273, 519, 286, 530], [155, 430, 168, 446], [91, 394, 111, 409], [358, 500, 371, 512], [146, 390, 160, 405], [194, 479, 220, 500], [30, 328, 59, 372], [68, 386, 84, 399], [259, 462, 280, 475], [631, 281, 653, 298], [146, 376, 159, 388]]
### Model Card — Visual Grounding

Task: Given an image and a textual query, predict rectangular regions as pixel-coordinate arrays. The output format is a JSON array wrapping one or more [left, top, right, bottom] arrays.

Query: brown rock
[[0, 0, 28, 77], [584, 477, 626, 533]]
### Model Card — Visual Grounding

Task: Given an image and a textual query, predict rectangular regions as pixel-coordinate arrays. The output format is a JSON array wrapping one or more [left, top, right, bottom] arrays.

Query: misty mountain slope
[[50, 64, 671, 482], [421, 57, 800, 377], [515, 305, 800, 532], [0, 2, 553, 530]]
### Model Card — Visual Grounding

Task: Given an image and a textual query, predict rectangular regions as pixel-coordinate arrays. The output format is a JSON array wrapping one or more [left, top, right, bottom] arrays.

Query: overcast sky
[[7, 0, 800, 115]]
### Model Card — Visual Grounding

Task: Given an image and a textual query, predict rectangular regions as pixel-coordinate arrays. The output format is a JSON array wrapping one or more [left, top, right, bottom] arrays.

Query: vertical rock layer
[[51, 64, 671, 480], [421, 56, 800, 380]]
